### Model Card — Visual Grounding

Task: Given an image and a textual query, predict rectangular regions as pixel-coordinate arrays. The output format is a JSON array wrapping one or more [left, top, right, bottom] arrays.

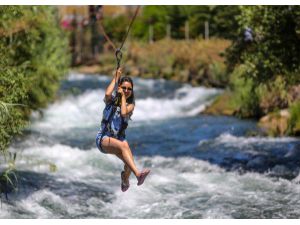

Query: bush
[[257, 76, 289, 114], [225, 6, 300, 126], [0, 152, 18, 198], [0, 58, 28, 152], [126, 38, 231, 87], [229, 65, 261, 118], [0, 6, 70, 152], [226, 6, 300, 85], [288, 101, 300, 135]]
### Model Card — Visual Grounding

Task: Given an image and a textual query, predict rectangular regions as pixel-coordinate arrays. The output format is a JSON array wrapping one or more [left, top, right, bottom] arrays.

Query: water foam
[[95, 155, 300, 218], [3, 148, 300, 218], [15, 144, 121, 180], [31, 80, 220, 133], [199, 133, 299, 147], [17, 190, 68, 218], [31, 90, 104, 134], [5, 74, 300, 219], [132, 85, 220, 121], [67, 72, 109, 82]]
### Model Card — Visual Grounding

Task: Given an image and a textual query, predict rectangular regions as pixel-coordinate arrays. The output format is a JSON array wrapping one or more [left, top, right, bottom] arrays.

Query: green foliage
[[229, 65, 261, 118], [0, 6, 70, 152], [0, 152, 18, 197], [210, 6, 241, 39], [0, 56, 28, 152], [132, 6, 169, 41], [227, 6, 300, 85], [208, 62, 228, 87], [257, 76, 289, 114], [164, 6, 187, 39], [288, 101, 300, 135], [102, 14, 131, 43], [103, 6, 240, 42], [225, 6, 300, 130], [187, 6, 211, 39]]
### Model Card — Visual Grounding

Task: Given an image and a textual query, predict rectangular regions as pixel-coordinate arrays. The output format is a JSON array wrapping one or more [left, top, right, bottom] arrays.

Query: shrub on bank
[[228, 65, 261, 118], [125, 38, 231, 87], [0, 6, 69, 152], [0, 6, 70, 194], [288, 101, 300, 135], [225, 6, 300, 119], [0, 6, 70, 197], [227, 66, 294, 119]]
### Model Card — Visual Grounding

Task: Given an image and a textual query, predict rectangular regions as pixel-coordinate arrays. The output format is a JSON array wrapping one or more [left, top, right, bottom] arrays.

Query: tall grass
[[228, 65, 261, 118], [0, 152, 18, 199], [288, 101, 300, 135], [125, 38, 231, 87], [0, 102, 18, 198], [0, 101, 9, 120]]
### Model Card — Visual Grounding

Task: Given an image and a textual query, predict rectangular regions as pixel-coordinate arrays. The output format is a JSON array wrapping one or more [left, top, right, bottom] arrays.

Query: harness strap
[[101, 97, 127, 140], [100, 104, 116, 140]]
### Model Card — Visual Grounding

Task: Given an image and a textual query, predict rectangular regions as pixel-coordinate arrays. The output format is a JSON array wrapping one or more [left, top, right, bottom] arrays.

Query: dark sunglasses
[[121, 86, 132, 91]]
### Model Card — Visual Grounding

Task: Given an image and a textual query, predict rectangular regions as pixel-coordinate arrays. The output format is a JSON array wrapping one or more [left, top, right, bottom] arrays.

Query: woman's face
[[120, 81, 133, 99]]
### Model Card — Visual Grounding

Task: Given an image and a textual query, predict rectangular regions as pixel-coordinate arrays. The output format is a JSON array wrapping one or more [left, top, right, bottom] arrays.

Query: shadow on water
[[3, 170, 115, 208]]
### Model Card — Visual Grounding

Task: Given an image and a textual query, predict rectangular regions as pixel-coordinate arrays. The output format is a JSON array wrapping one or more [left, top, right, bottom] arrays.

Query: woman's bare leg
[[122, 141, 133, 179], [101, 137, 140, 177], [115, 151, 131, 182]]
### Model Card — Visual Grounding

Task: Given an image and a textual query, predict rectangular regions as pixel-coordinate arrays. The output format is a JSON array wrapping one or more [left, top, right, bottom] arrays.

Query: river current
[[1, 73, 300, 218]]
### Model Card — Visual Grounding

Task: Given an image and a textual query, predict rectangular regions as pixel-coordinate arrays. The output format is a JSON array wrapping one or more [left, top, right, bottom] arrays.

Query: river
[[1, 73, 300, 218]]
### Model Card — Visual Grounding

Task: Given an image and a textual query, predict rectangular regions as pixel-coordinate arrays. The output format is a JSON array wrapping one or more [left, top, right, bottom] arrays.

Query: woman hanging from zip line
[[96, 67, 150, 192]]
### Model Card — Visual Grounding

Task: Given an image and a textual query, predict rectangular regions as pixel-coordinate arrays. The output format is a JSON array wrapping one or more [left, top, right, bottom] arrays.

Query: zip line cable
[[98, 6, 140, 104], [99, 6, 140, 70]]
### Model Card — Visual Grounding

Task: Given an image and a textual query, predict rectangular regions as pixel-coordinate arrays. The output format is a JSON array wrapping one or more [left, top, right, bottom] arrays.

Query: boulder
[[202, 92, 236, 116], [258, 109, 290, 136], [246, 156, 269, 172], [269, 165, 296, 179]]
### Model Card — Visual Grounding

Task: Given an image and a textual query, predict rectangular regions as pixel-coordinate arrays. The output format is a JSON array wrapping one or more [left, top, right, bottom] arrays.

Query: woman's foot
[[121, 171, 130, 192], [137, 169, 151, 186]]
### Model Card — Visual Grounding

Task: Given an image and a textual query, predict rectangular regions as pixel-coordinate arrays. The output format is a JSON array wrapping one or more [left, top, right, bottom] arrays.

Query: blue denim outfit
[[96, 86, 130, 154]]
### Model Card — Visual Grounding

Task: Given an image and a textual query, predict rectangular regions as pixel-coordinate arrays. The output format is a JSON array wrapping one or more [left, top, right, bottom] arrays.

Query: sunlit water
[[1, 73, 300, 218]]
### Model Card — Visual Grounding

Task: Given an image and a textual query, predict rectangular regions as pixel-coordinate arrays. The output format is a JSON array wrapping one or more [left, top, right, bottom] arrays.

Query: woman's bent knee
[[121, 142, 131, 152], [121, 141, 128, 149]]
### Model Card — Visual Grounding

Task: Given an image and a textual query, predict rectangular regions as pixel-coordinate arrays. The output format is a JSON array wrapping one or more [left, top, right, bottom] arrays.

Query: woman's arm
[[105, 68, 122, 103]]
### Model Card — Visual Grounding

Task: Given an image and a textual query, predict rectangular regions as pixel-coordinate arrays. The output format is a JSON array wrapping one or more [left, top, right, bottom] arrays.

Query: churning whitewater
[[1, 73, 300, 219]]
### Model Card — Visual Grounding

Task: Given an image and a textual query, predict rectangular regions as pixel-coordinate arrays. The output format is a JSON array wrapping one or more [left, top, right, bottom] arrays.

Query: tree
[[131, 6, 169, 41], [227, 6, 300, 85], [210, 6, 240, 39]]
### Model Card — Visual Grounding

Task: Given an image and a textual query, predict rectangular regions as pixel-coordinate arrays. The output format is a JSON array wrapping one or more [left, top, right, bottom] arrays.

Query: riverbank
[[202, 84, 300, 137], [202, 91, 293, 137], [75, 38, 231, 88]]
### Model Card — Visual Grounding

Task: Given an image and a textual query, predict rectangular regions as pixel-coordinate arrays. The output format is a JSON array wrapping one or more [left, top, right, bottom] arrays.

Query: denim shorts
[[95, 130, 126, 154]]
